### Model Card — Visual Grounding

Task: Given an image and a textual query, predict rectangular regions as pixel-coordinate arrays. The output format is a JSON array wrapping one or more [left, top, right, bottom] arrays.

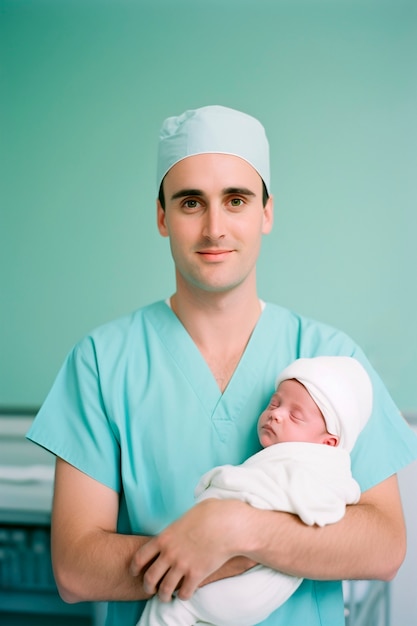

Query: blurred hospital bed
[[343, 580, 390, 626]]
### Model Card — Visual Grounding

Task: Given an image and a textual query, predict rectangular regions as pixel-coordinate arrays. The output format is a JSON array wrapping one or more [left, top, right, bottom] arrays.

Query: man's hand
[[129, 499, 256, 602]]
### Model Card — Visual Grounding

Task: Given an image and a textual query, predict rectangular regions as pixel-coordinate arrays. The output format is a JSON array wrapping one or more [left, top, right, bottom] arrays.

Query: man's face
[[157, 153, 273, 295]]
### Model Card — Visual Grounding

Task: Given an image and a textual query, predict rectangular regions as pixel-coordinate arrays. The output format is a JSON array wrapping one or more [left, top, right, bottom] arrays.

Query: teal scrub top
[[27, 301, 417, 626]]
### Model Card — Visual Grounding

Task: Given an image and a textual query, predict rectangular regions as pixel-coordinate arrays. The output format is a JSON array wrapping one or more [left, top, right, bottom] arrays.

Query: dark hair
[[158, 179, 269, 211]]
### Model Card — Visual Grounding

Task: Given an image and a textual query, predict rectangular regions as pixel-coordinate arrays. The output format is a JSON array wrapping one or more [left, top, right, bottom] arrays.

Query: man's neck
[[170, 286, 263, 392]]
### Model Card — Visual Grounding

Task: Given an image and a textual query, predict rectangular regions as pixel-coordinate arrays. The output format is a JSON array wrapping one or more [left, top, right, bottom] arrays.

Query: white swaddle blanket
[[195, 441, 361, 525], [138, 443, 361, 626]]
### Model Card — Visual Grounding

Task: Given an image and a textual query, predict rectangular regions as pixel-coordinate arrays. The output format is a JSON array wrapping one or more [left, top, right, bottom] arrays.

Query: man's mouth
[[196, 249, 233, 259]]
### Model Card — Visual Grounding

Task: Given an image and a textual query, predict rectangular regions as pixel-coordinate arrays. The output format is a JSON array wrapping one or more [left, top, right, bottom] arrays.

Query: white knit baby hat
[[276, 356, 373, 452], [156, 105, 270, 193]]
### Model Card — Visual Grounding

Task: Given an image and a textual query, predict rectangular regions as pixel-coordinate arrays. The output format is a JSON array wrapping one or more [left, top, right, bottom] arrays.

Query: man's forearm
[[240, 475, 406, 582], [52, 526, 153, 603], [52, 458, 154, 604]]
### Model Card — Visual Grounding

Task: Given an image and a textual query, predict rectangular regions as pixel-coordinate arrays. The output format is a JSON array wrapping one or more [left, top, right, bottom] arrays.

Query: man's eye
[[230, 198, 243, 207], [184, 200, 199, 209]]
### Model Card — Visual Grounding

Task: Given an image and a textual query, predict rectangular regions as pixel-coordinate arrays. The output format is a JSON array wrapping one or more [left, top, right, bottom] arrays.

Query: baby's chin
[[259, 432, 280, 448]]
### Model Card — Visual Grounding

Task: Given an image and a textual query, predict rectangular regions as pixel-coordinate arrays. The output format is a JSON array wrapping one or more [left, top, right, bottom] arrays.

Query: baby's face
[[257, 379, 337, 448]]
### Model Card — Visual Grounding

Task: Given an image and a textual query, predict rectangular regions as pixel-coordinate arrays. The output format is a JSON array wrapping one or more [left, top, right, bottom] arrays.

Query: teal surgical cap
[[156, 105, 271, 193]]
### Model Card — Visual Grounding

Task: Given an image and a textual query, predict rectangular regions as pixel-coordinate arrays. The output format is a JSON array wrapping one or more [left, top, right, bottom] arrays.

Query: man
[[27, 105, 417, 626]]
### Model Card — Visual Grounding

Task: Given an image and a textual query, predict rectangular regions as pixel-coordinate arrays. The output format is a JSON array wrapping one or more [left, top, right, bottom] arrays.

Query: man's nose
[[202, 206, 226, 240]]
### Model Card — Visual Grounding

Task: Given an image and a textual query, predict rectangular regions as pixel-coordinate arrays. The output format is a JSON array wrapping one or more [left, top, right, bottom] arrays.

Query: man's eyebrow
[[223, 187, 256, 197], [170, 189, 204, 201]]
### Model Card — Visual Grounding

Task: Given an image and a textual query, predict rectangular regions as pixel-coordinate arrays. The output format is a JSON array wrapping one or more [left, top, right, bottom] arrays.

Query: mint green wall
[[1, 0, 416, 411]]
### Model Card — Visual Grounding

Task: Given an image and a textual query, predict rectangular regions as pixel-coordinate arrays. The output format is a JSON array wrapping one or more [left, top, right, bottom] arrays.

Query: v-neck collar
[[146, 301, 274, 441]]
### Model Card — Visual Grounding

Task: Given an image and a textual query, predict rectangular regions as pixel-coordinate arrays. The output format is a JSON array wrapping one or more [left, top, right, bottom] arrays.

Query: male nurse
[[27, 105, 417, 626]]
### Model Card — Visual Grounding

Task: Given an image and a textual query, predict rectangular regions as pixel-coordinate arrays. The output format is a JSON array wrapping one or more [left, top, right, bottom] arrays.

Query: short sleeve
[[291, 308, 417, 492], [348, 345, 417, 492], [26, 335, 121, 491]]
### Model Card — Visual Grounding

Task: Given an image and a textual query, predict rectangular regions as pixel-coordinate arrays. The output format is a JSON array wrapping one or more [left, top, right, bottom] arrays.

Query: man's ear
[[262, 194, 274, 235], [157, 199, 169, 237]]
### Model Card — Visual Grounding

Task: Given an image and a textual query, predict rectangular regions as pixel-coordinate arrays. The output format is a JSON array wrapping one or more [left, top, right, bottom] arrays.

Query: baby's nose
[[270, 409, 283, 423]]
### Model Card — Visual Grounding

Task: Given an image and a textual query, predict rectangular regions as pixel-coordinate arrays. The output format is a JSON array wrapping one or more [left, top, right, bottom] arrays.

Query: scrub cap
[[276, 356, 373, 452], [156, 105, 270, 193]]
